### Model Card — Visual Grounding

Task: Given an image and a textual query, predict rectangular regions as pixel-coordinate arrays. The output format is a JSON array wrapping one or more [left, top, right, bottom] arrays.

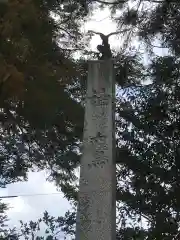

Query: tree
[[53, 0, 180, 239], [0, 0, 92, 192], [0, 0, 90, 237], [0, 1, 96, 238], [101, 0, 180, 239], [0, 205, 76, 239], [4, 0, 180, 239]]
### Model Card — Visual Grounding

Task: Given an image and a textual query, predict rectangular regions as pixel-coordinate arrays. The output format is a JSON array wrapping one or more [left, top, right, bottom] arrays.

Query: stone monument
[[76, 60, 116, 240]]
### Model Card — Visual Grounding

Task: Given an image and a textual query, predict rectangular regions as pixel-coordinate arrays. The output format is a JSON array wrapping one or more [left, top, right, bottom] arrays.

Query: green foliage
[[4, 0, 180, 239], [0, 210, 76, 240], [0, 0, 89, 193], [110, 0, 180, 239]]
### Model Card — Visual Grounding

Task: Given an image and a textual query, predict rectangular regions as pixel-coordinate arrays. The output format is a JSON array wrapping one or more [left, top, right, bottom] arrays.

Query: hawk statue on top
[[88, 29, 130, 60]]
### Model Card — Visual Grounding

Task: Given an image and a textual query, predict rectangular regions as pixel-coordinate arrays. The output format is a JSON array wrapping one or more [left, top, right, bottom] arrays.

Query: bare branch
[[0, 73, 11, 96], [95, 0, 122, 4], [94, 0, 177, 4], [107, 28, 131, 37], [88, 29, 131, 38], [88, 30, 102, 35]]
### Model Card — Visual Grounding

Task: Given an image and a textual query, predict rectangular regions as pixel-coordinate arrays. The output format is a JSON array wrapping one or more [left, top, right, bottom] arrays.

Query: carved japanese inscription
[[90, 95, 110, 106], [76, 60, 116, 240], [83, 133, 109, 168]]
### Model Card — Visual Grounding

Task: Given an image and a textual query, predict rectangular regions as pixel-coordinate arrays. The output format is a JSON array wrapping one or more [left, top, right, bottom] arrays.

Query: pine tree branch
[[94, 0, 177, 4], [0, 73, 11, 96], [145, 41, 168, 48], [94, 0, 125, 4]]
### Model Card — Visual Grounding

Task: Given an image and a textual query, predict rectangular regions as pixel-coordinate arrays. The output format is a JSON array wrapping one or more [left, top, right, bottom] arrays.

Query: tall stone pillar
[[76, 60, 116, 240]]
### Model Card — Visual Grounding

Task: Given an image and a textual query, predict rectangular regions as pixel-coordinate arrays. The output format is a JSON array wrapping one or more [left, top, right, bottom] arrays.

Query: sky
[[0, 171, 70, 238], [0, 6, 119, 239]]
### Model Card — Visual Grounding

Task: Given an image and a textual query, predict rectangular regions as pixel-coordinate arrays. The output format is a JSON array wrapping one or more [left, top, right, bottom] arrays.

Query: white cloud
[[1, 171, 71, 233]]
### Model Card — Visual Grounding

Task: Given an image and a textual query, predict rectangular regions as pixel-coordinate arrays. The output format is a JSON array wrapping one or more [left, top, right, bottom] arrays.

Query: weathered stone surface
[[76, 60, 116, 240]]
